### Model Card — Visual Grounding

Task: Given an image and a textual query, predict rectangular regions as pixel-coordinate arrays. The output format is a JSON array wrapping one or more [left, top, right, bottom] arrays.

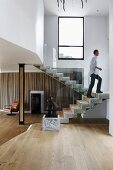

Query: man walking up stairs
[[87, 49, 103, 98]]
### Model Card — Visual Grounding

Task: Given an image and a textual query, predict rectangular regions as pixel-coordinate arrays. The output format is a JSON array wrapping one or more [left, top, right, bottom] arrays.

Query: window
[[58, 17, 84, 60]]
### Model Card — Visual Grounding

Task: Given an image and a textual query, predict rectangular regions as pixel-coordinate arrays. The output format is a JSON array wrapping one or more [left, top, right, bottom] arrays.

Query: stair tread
[[57, 111, 64, 117], [92, 92, 109, 100], [70, 104, 80, 108], [83, 95, 99, 101], [77, 100, 89, 104], [97, 93, 109, 96], [62, 77, 70, 81], [63, 108, 73, 114], [55, 73, 63, 75], [63, 108, 71, 111], [83, 95, 97, 99], [70, 104, 83, 111], [92, 92, 109, 95]]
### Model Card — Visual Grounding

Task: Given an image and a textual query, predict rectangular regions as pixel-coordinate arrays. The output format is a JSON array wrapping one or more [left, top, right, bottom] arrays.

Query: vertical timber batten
[[19, 64, 25, 124]]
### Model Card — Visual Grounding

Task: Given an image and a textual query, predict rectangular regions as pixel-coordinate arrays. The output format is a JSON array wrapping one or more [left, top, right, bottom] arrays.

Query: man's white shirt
[[90, 55, 98, 75]]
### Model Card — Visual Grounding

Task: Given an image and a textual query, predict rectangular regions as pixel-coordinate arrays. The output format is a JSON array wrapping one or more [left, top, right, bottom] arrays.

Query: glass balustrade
[[38, 66, 87, 111]]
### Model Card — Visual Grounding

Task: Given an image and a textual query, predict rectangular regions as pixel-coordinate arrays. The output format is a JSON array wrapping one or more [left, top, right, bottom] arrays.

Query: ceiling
[[0, 38, 42, 72], [44, 0, 109, 16]]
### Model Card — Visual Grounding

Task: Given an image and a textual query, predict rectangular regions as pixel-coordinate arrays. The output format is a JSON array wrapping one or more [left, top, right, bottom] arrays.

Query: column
[[19, 64, 25, 124]]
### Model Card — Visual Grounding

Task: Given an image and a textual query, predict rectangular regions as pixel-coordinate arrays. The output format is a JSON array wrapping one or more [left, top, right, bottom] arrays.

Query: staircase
[[39, 66, 87, 94], [60, 92, 109, 123], [38, 66, 109, 124]]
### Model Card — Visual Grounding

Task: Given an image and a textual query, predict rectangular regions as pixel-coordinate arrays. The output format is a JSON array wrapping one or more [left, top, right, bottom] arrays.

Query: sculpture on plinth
[[46, 96, 59, 117]]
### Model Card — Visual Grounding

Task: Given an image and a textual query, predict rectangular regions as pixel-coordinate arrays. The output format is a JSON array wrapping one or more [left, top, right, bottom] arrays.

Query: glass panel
[[38, 65, 86, 115], [59, 47, 83, 59], [59, 17, 83, 46]]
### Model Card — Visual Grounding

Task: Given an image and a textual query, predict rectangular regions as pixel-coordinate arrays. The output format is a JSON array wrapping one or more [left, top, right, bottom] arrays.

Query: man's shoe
[[87, 95, 94, 98], [96, 91, 103, 93]]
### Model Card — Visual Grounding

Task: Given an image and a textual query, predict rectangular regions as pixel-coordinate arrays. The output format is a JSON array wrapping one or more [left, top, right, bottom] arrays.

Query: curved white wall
[[0, 0, 44, 63]]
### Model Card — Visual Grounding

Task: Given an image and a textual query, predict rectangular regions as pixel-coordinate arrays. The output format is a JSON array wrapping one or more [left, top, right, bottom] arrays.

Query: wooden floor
[[0, 114, 113, 170], [0, 112, 42, 145]]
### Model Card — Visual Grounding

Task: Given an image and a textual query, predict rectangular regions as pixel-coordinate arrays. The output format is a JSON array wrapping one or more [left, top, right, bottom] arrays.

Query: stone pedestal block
[[42, 115, 60, 131]]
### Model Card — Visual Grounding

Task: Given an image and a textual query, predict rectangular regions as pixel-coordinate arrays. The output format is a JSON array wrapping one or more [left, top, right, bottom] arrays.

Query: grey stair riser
[[67, 80, 77, 85], [54, 73, 64, 79], [61, 77, 70, 82], [70, 105, 85, 115], [89, 99, 101, 104], [69, 80, 77, 83], [92, 93, 109, 100], [81, 104, 91, 111], [58, 75, 64, 80], [46, 69, 57, 74], [71, 87, 79, 91], [99, 96, 109, 100], [60, 117, 69, 124], [82, 96, 102, 105], [55, 73, 63, 76], [70, 108, 75, 114], [74, 108, 85, 114], [64, 113, 75, 119], [77, 101, 91, 111]]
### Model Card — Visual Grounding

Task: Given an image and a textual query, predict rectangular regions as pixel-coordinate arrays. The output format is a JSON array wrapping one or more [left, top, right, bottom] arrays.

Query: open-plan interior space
[[0, 0, 113, 169]]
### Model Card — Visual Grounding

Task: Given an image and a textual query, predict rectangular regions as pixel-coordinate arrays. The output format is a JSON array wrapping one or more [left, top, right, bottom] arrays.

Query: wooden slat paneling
[[0, 72, 73, 111]]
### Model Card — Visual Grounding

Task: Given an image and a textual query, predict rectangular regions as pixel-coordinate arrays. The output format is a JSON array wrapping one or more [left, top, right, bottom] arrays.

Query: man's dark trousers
[[87, 73, 102, 97]]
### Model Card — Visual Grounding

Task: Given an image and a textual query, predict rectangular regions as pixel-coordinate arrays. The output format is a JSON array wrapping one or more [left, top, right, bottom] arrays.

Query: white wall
[[44, 15, 109, 92], [44, 16, 58, 66], [0, 0, 44, 62], [35, 0, 44, 62], [109, 0, 113, 136]]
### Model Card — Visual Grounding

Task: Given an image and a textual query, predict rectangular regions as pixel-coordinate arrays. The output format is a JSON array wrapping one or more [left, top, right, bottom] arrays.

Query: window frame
[[58, 16, 84, 60]]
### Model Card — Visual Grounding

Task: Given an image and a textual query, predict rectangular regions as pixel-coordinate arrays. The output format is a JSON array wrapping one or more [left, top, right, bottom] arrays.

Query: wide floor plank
[[0, 112, 42, 145], [0, 123, 113, 170]]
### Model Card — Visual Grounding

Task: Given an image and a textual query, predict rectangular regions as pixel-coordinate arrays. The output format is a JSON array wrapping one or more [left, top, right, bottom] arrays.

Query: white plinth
[[42, 115, 60, 131]]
